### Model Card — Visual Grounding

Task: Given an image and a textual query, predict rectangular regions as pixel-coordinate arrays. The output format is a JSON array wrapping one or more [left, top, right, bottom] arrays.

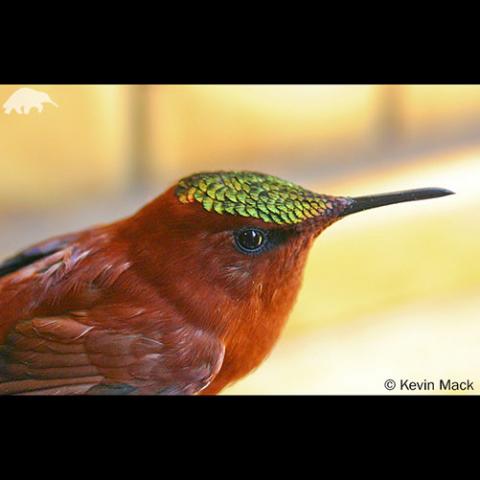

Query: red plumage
[[0, 185, 317, 395], [0, 175, 453, 395]]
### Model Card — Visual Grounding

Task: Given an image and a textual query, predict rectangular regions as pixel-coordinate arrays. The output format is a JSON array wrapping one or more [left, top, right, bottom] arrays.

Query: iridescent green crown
[[175, 171, 339, 225]]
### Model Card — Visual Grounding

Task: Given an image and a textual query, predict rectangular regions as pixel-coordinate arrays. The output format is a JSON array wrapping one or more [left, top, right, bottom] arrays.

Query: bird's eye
[[234, 228, 267, 254]]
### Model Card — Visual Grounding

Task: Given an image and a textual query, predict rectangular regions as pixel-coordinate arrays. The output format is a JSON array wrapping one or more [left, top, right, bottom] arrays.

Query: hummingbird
[[0, 171, 453, 395]]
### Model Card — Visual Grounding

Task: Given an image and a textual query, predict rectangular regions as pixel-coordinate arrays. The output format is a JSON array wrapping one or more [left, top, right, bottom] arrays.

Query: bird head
[[128, 171, 453, 344]]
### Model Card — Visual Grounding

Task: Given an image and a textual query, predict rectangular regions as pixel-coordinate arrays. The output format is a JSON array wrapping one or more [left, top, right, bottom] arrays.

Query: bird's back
[[0, 224, 224, 395]]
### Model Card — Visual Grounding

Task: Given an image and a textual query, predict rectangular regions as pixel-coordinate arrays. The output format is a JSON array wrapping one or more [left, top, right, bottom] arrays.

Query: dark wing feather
[[0, 232, 79, 278]]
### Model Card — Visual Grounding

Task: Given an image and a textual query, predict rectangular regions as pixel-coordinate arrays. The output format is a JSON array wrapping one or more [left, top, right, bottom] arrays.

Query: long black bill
[[341, 188, 454, 217]]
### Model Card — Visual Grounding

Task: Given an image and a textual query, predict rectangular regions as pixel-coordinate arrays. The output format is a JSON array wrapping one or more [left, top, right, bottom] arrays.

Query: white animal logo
[[3, 87, 58, 115]]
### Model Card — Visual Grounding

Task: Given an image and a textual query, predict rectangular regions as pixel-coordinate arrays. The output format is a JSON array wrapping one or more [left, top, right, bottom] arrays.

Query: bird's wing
[[0, 232, 80, 278], [0, 234, 225, 395], [0, 313, 225, 395]]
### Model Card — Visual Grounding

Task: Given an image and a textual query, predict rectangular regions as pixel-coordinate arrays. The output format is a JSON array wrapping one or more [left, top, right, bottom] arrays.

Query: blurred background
[[0, 85, 478, 394]]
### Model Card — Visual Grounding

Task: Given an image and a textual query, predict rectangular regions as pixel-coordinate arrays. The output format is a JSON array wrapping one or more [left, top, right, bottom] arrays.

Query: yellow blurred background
[[0, 85, 478, 394]]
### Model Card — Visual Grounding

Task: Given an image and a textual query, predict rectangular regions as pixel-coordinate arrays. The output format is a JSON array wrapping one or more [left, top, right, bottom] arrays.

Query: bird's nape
[[340, 188, 455, 217]]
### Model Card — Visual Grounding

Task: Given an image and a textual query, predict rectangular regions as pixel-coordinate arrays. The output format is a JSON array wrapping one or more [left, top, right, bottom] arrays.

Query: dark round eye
[[234, 228, 266, 254]]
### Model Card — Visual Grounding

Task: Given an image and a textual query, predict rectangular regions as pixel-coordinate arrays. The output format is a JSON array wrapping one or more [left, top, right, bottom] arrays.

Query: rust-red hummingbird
[[0, 171, 453, 395]]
